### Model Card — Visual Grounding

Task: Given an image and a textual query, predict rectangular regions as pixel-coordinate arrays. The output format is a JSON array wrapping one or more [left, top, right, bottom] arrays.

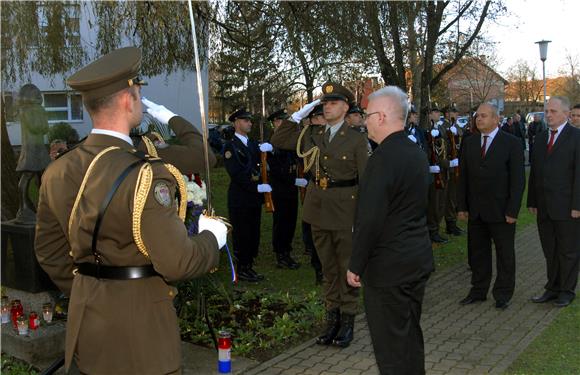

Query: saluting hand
[[505, 216, 517, 224], [291, 99, 321, 123], [141, 97, 177, 124], [346, 270, 361, 288]]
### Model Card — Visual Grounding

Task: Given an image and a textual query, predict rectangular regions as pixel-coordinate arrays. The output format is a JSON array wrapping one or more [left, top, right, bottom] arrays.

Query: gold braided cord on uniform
[[164, 163, 187, 221], [296, 125, 320, 174], [132, 163, 153, 258], [68, 146, 120, 238], [141, 136, 158, 157], [149, 131, 165, 143]]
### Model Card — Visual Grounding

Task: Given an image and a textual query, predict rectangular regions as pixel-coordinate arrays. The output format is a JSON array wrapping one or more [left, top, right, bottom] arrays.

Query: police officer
[[442, 106, 463, 236], [347, 103, 377, 151], [223, 108, 272, 282], [132, 98, 217, 174], [270, 82, 368, 348], [268, 108, 301, 270], [405, 105, 429, 154], [34, 47, 227, 374], [426, 105, 450, 244]]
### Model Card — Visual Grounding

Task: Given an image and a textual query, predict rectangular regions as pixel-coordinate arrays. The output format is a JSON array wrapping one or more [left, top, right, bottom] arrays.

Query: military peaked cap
[[228, 108, 252, 122], [67, 47, 147, 101], [308, 104, 324, 118], [267, 109, 289, 121], [321, 82, 354, 104], [347, 104, 365, 115], [409, 104, 418, 114]]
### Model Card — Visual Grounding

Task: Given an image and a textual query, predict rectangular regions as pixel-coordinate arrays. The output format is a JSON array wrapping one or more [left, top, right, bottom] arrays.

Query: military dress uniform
[[442, 109, 464, 236], [348, 104, 377, 152], [223, 109, 265, 282], [426, 110, 451, 243], [34, 47, 220, 375], [268, 109, 300, 269], [270, 83, 368, 348]]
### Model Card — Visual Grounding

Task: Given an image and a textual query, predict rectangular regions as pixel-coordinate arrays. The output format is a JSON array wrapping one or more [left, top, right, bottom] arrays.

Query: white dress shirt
[[480, 126, 499, 154], [91, 129, 133, 146], [235, 132, 249, 147]]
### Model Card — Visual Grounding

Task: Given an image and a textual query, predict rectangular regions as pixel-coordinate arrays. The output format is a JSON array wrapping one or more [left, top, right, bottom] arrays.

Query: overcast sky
[[483, 0, 579, 78]]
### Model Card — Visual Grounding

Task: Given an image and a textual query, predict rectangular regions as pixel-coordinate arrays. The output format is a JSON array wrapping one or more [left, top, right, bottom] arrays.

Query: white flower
[[183, 175, 207, 206]]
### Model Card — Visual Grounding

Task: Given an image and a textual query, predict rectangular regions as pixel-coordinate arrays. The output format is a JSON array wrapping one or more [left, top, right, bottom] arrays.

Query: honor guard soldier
[[442, 105, 463, 236], [34, 47, 228, 375], [270, 82, 369, 348], [132, 98, 217, 174], [267, 109, 301, 270], [405, 105, 429, 155], [426, 105, 451, 244], [224, 108, 272, 282], [347, 103, 378, 152]]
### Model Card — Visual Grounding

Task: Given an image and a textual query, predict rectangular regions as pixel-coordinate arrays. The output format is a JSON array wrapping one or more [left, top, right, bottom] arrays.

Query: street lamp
[[535, 40, 551, 114]]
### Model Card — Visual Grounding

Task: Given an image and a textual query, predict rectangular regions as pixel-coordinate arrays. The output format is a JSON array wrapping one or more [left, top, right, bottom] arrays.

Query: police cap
[[409, 104, 418, 114], [228, 108, 253, 122], [321, 82, 354, 104], [67, 47, 147, 101], [267, 109, 289, 122], [347, 104, 365, 115]]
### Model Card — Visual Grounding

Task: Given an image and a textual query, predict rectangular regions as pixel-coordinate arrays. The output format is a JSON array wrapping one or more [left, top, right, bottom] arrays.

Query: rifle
[[429, 121, 445, 190], [448, 117, 460, 182], [260, 89, 274, 213]]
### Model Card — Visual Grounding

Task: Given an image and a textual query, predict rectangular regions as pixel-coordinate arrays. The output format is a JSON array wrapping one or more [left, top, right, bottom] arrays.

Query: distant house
[[439, 57, 508, 114], [2, 3, 207, 146], [505, 76, 572, 114]]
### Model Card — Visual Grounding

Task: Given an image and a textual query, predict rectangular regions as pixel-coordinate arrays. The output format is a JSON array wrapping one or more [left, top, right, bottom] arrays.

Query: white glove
[[257, 184, 272, 193], [450, 126, 458, 135], [436, 120, 444, 127], [259, 143, 273, 152], [429, 165, 441, 174], [142, 97, 177, 124], [430, 129, 440, 138], [408, 134, 417, 143], [198, 214, 228, 249], [295, 178, 308, 187], [291, 99, 321, 123], [449, 158, 459, 168]]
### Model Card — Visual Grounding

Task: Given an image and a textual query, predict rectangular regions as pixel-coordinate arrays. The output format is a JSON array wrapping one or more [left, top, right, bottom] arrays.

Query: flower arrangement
[[183, 173, 207, 236]]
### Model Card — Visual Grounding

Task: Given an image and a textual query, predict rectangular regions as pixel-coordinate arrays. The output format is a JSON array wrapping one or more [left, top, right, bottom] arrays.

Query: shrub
[[47, 122, 79, 144]]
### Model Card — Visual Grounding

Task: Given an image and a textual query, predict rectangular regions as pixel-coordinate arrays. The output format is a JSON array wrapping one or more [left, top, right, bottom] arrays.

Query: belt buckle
[[319, 177, 328, 190]]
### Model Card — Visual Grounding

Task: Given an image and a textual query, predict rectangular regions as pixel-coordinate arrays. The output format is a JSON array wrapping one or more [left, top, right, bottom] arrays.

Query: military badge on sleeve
[[224, 151, 232, 159], [154, 182, 172, 207]]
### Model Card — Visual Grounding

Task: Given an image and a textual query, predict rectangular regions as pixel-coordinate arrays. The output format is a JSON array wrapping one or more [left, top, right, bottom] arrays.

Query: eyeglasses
[[364, 111, 382, 121]]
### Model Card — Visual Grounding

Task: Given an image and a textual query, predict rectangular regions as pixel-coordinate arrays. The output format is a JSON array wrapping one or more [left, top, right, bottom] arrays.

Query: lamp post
[[535, 40, 551, 114]]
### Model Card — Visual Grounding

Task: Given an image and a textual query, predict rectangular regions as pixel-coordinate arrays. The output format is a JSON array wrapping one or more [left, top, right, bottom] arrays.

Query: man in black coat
[[348, 86, 434, 375], [457, 103, 525, 309], [223, 108, 272, 282], [527, 113, 545, 163], [528, 96, 580, 307]]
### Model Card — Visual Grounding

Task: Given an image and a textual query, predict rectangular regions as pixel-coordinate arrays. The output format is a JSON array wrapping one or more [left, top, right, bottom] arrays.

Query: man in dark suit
[[528, 96, 580, 307], [223, 108, 273, 282], [457, 103, 525, 309], [347, 86, 434, 374]]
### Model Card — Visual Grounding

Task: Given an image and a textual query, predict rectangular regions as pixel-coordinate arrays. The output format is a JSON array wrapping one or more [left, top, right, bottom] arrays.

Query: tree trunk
[[1, 95, 19, 220]]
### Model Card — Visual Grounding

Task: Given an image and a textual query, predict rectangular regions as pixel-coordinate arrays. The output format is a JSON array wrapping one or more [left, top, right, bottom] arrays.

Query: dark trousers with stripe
[[229, 205, 262, 267]]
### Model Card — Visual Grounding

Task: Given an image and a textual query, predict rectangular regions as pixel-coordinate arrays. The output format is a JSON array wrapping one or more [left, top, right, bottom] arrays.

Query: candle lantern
[[1, 297, 10, 324], [17, 314, 28, 335], [42, 303, 54, 323], [10, 300, 24, 329]]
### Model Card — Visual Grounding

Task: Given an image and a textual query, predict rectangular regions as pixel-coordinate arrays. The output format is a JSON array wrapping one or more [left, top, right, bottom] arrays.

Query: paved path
[[243, 225, 566, 375]]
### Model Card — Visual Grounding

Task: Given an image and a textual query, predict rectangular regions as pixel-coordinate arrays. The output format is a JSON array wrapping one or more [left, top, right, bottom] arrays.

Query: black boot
[[276, 253, 300, 269], [332, 313, 355, 348], [316, 308, 340, 345], [446, 222, 464, 236], [237, 265, 260, 282]]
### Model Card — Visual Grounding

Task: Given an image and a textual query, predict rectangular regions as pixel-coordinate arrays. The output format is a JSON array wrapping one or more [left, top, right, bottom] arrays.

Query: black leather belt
[[75, 263, 160, 280], [318, 177, 358, 189]]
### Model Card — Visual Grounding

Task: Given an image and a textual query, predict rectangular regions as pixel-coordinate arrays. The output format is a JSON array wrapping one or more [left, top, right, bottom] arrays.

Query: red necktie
[[481, 135, 489, 158], [547, 129, 558, 153]]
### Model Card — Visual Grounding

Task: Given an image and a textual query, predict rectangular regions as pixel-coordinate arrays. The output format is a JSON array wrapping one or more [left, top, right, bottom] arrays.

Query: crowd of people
[[34, 47, 579, 374]]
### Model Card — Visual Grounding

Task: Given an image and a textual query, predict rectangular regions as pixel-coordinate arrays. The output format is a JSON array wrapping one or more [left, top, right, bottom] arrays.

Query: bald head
[[476, 103, 500, 134], [365, 86, 408, 143]]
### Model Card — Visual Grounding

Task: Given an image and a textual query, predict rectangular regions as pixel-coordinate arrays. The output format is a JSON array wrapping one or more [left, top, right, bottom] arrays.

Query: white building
[[2, 3, 207, 146]]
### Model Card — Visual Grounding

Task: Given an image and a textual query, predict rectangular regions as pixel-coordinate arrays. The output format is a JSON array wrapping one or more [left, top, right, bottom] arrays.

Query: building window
[[43, 92, 83, 123]]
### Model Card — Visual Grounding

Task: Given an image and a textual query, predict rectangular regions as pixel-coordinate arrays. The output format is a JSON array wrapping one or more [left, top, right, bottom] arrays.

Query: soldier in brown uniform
[[136, 98, 217, 174], [34, 47, 228, 375], [270, 82, 368, 348]]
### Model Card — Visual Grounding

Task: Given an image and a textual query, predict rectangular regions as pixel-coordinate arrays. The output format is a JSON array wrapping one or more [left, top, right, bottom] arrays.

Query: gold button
[[169, 290, 174, 297], [318, 131, 323, 135], [69, 251, 73, 257], [340, 131, 345, 135], [351, 195, 355, 199], [342, 156, 347, 160], [324, 156, 328, 160]]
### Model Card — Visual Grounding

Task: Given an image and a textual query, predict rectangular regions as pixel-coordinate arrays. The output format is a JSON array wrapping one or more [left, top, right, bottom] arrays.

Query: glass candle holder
[[17, 315, 28, 335], [42, 303, 53, 323], [11, 300, 23, 329], [1, 297, 10, 324]]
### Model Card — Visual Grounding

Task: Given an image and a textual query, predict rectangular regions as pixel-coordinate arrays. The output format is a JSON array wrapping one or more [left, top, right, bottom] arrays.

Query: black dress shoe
[[317, 309, 340, 345], [446, 225, 464, 236], [430, 233, 449, 244], [237, 267, 260, 282], [531, 291, 558, 303], [554, 294, 574, 307], [459, 295, 487, 305], [495, 300, 510, 309], [247, 267, 264, 281], [276, 253, 300, 270]]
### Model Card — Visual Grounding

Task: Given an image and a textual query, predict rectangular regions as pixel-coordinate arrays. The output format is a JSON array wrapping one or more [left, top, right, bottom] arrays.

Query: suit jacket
[[457, 130, 525, 222], [35, 134, 219, 374], [349, 131, 434, 286], [223, 135, 264, 208], [270, 120, 368, 230], [527, 123, 580, 220], [136, 116, 217, 174]]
